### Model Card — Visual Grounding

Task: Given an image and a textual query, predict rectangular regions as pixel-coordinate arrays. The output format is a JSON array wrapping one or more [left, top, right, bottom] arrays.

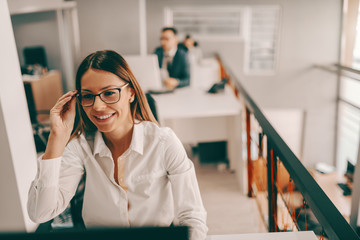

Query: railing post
[[258, 132, 263, 158], [246, 107, 253, 197], [267, 140, 278, 232]]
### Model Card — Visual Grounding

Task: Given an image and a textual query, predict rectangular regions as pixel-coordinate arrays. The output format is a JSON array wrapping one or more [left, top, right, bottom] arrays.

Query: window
[[244, 6, 281, 75], [352, 3, 360, 69], [164, 5, 281, 75], [164, 7, 245, 40]]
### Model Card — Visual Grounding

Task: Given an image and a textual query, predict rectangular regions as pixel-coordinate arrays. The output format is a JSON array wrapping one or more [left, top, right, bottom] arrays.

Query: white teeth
[[96, 114, 113, 120]]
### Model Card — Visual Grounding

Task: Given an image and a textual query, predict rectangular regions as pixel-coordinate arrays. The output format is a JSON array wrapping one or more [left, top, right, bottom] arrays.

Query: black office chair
[[146, 93, 159, 121], [23, 46, 48, 68], [22, 46, 51, 152], [23, 82, 50, 153]]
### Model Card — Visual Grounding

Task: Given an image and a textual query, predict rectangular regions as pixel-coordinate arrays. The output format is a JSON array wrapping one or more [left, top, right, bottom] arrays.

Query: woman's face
[[80, 69, 134, 135], [184, 38, 194, 49]]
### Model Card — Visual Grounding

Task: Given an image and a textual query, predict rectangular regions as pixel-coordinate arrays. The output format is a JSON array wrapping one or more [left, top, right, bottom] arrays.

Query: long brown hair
[[70, 50, 158, 140]]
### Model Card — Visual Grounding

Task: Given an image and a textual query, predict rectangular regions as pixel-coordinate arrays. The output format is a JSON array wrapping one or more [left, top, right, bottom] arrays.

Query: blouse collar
[[81, 121, 145, 158]]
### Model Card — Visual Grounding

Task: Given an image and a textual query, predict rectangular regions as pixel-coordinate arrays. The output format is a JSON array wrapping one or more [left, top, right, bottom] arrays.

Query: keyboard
[[337, 183, 352, 196]]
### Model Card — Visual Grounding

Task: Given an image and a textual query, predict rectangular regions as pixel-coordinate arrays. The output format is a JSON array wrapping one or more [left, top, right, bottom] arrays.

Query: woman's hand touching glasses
[[43, 90, 77, 160]]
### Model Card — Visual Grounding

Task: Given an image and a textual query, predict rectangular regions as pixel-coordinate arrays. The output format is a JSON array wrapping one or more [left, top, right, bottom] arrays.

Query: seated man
[[154, 27, 190, 89]]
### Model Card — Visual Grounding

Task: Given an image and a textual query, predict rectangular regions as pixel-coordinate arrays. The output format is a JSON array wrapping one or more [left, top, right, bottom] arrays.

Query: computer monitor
[[124, 54, 163, 92], [0, 226, 189, 240]]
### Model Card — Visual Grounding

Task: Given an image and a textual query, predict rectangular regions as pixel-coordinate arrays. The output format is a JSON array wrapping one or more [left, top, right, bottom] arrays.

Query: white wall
[[10, 0, 141, 89], [9, 0, 81, 92], [9, 0, 342, 168], [146, 0, 341, 168], [11, 11, 62, 72], [74, 0, 141, 59], [0, 0, 38, 232]]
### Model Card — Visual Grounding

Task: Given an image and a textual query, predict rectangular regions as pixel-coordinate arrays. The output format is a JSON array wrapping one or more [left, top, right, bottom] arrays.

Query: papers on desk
[[147, 88, 174, 95], [315, 162, 335, 174]]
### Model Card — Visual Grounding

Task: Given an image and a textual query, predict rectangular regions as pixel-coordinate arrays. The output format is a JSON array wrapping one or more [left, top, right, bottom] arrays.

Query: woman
[[27, 50, 208, 240]]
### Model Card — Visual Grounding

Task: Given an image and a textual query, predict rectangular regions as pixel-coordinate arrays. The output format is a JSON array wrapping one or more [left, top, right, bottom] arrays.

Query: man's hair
[[162, 27, 177, 35]]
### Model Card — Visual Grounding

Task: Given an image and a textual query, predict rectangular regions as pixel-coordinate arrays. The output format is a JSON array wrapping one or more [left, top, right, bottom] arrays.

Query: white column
[[57, 9, 75, 91], [139, 0, 147, 56], [0, 0, 38, 232], [71, 7, 81, 64]]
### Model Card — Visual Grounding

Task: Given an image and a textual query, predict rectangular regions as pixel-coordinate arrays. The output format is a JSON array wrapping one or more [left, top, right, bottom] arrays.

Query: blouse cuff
[[36, 156, 62, 187]]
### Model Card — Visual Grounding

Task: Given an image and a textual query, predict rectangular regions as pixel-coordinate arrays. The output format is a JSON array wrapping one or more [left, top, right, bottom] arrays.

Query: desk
[[312, 171, 351, 221], [152, 87, 245, 192], [23, 70, 63, 123], [207, 231, 317, 240]]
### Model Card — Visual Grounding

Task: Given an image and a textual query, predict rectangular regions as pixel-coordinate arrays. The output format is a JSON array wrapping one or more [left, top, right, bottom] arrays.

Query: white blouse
[[27, 121, 208, 240]]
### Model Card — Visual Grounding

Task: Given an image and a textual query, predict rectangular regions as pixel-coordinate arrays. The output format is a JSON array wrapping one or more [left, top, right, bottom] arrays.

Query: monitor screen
[[0, 226, 189, 240], [124, 55, 163, 92]]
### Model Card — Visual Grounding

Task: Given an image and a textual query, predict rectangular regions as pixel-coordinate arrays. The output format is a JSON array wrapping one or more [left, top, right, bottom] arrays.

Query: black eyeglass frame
[[76, 83, 129, 107]]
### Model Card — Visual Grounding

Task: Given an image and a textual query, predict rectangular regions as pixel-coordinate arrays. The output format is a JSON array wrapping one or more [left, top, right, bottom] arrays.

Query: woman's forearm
[[42, 131, 71, 160], [43, 90, 77, 160]]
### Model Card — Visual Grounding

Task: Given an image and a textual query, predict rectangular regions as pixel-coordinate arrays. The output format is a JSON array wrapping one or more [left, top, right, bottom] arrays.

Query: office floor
[[189, 148, 268, 235]]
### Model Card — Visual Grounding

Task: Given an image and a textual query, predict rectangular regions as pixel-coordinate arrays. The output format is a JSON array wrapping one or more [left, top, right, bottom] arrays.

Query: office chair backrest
[[145, 93, 158, 121], [23, 46, 48, 68], [124, 54, 162, 92], [23, 83, 38, 124]]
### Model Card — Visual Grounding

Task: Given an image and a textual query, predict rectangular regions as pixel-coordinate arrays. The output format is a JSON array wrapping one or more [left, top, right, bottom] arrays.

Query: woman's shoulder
[[138, 122, 183, 157], [66, 132, 91, 154], [67, 135, 81, 148], [138, 121, 174, 140]]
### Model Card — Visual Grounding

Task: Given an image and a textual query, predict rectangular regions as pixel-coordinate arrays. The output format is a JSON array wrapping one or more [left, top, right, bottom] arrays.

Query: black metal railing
[[218, 57, 360, 240]]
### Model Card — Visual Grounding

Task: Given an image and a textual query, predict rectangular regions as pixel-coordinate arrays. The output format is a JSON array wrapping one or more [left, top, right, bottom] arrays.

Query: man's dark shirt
[[154, 47, 190, 88]]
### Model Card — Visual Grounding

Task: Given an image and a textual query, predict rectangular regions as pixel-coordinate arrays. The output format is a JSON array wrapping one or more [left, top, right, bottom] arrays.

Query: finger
[[61, 95, 77, 115], [52, 96, 73, 113], [59, 90, 77, 102], [57, 90, 78, 103]]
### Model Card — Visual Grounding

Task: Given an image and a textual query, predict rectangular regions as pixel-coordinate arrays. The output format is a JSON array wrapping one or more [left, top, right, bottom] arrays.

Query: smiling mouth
[[94, 113, 115, 120]]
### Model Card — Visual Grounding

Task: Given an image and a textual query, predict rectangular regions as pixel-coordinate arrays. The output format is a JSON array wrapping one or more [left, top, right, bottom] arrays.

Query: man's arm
[[175, 51, 190, 88], [153, 47, 163, 68]]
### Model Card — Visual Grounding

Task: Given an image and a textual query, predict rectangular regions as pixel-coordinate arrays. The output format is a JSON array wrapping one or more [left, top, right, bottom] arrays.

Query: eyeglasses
[[77, 83, 129, 107]]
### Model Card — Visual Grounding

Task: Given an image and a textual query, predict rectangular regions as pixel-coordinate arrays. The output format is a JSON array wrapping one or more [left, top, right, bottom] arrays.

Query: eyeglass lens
[[80, 89, 120, 106]]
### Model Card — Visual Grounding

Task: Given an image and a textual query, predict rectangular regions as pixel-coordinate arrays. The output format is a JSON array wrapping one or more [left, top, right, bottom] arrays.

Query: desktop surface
[[152, 87, 241, 120], [151, 85, 243, 185]]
